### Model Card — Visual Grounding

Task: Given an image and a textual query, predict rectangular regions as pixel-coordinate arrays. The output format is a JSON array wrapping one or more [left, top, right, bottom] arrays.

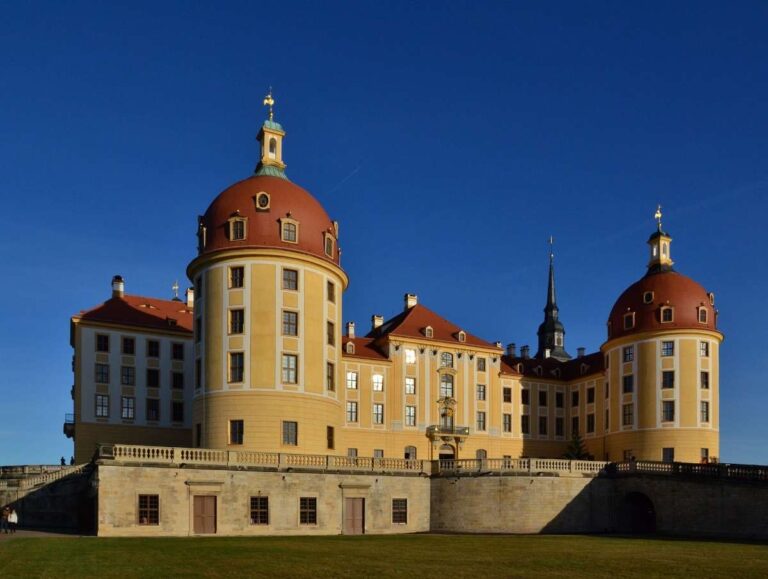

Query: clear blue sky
[[1, 1, 767, 465]]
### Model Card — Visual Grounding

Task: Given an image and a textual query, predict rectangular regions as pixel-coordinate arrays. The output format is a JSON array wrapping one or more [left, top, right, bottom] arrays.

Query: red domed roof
[[607, 270, 717, 341], [198, 175, 339, 264]]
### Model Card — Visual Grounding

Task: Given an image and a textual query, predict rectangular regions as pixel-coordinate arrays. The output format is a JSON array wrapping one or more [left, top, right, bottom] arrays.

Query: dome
[[607, 270, 717, 340], [198, 175, 339, 264]]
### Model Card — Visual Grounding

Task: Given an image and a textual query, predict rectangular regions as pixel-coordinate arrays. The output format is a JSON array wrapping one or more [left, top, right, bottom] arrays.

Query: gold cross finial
[[172, 280, 179, 299], [654, 204, 663, 231], [263, 87, 275, 121]]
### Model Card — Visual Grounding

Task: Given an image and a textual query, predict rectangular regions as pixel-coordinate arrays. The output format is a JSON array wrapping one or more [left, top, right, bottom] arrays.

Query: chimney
[[404, 293, 418, 310], [112, 275, 125, 298], [185, 287, 195, 309], [346, 322, 356, 339], [577, 347, 585, 358], [521, 345, 530, 359], [506, 343, 517, 358], [372, 315, 384, 330]]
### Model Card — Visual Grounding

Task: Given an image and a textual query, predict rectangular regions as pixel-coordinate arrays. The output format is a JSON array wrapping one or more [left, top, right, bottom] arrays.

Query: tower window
[[268, 137, 277, 159], [229, 218, 246, 241], [662, 401, 675, 422], [700, 341, 710, 357], [282, 268, 298, 290], [282, 354, 298, 384], [643, 291, 654, 304], [700, 401, 710, 423], [623, 313, 635, 330], [230, 266, 244, 288], [661, 341, 675, 357], [229, 309, 244, 334], [623, 345, 634, 362], [324, 234, 335, 258], [660, 306, 674, 323], [282, 311, 298, 336], [281, 221, 298, 243], [698, 308, 708, 323], [254, 192, 270, 211], [661, 370, 675, 389], [229, 352, 244, 382]]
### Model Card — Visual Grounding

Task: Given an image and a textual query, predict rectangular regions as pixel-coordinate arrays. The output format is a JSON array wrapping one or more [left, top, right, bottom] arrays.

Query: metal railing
[[426, 425, 471, 436]]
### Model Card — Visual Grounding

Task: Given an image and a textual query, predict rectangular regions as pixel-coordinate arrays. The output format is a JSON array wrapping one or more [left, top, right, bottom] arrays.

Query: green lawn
[[1, 534, 767, 578]]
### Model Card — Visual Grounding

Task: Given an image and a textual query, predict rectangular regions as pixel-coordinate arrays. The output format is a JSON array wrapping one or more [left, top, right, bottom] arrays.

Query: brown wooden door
[[344, 498, 364, 535], [193, 496, 217, 534]]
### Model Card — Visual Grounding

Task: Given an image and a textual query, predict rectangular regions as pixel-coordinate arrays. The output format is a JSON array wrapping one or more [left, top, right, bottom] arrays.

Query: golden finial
[[654, 204, 663, 231], [172, 280, 179, 300], [263, 87, 275, 121]]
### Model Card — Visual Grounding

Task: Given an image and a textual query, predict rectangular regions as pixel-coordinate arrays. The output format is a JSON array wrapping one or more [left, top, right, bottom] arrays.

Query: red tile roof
[[74, 295, 193, 335], [367, 304, 500, 350], [501, 351, 604, 381], [341, 337, 389, 361]]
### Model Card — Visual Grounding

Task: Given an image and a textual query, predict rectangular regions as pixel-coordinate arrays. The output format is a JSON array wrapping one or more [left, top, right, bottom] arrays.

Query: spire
[[647, 204, 674, 275], [255, 88, 289, 180], [535, 236, 571, 362]]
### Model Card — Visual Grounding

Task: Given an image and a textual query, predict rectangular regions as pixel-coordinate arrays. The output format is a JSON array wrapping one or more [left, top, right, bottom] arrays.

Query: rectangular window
[[539, 416, 548, 436], [95, 394, 109, 418], [521, 414, 530, 435], [250, 496, 269, 525], [346, 401, 358, 423], [700, 341, 710, 357], [605, 382, 609, 399], [587, 413, 595, 434], [231, 219, 245, 240], [555, 392, 564, 408], [700, 371, 709, 389], [230, 266, 244, 288], [147, 340, 160, 358], [571, 391, 579, 406], [195, 318, 202, 342], [282, 311, 298, 336], [146, 368, 159, 388], [327, 280, 335, 303], [122, 337, 135, 355], [372, 374, 384, 391], [373, 403, 384, 425], [539, 391, 547, 407], [121, 366, 135, 386], [326, 426, 334, 449], [392, 499, 408, 524], [661, 341, 674, 357], [230, 352, 244, 382], [230, 309, 244, 334], [555, 417, 564, 437], [326, 362, 335, 391], [405, 377, 416, 395], [281, 354, 298, 384], [121, 396, 135, 419], [661, 371, 674, 389], [95, 363, 109, 384], [299, 497, 317, 525], [282, 222, 297, 242], [700, 401, 710, 423], [195, 359, 201, 390], [172, 401, 184, 422], [503, 413, 512, 433], [571, 416, 579, 436], [477, 357, 486, 372], [229, 419, 244, 444], [138, 494, 159, 525], [622, 403, 633, 426], [172, 371, 184, 390], [404, 349, 417, 364], [623, 374, 634, 394], [622, 345, 634, 362], [326, 321, 335, 346], [701, 448, 709, 462], [346, 371, 358, 389], [503, 387, 512, 403], [373, 449, 384, 459], [662, 401, 675, 422], [146, 398, 160, 421], [521, 389, 530, 405], [172, 343, 184, 360], [347, 448, 358, 458], [662, 448, 675, 463], [477, 384, 486, 401], [476, 411, 486, 431], [96, 334, 109, 352], [405, 405, 416, 426], [282, 268, 298, 290], [282, 421, 298, 445]]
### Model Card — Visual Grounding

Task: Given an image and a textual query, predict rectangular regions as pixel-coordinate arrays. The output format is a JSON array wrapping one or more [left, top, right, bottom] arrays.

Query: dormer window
[[660, 306, 674, 323], [228, 217, 247, 241], [643, 291, 654, 304], [698, 307, 708, 324], [424, 326, 433, 339], [324, 233, 335, 258], [517, 363, 524, 373], [534, 366, 543, 377], [623, 312, 635, 330], [457, 331, 466, 343], [279, 217, 299, 244], [552, 368, 561, 378], [345, 342, 355, 355]]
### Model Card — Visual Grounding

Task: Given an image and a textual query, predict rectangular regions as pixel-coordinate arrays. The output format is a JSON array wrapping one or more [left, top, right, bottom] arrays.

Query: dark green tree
[[564, 433, 590, 460]]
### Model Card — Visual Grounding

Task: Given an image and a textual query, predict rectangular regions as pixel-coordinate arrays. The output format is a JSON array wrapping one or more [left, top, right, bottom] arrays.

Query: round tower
[[601, 208, 722, 463], [188, 94, 348, 453]]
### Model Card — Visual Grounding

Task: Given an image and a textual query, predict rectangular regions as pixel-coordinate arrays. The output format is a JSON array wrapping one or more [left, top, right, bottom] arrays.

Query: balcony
[[63, 413, 75, 439], [426, 425, 470, 437]]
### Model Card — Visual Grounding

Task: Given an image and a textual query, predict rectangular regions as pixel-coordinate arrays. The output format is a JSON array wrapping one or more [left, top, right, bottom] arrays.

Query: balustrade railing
[[437, 458, 609, 476]]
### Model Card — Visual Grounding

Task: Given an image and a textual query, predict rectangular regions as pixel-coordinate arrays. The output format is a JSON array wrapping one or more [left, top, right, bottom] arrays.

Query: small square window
[[230, 266, 244, 288], [282, 269, 298, 291], [138, 494, 159, 525], [661, 341, 674, 357], [250, 496, 269, 525], [283, 421, 298, 445]]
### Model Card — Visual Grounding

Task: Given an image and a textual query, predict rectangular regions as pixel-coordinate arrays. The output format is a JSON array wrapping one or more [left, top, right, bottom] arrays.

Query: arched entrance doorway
[[619, 492, 656, 534], [438, 444, 455, 460]]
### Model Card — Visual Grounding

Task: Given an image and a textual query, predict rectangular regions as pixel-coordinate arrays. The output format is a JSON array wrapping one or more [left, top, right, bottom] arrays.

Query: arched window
[[404, 446, 417, 460], [662, 242, 668, 257], [424, 326, 433, 338], [698, 307, 708, 324], [268, 138, 277, 159], [440, 352, 453, 368], [440, 374, 454, 398], [660, 306, 674, 323], [476, 449, 487, 460]]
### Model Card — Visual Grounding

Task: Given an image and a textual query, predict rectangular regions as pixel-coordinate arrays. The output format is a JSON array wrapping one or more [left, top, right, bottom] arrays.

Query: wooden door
[[193, 496, 217, 534], [343, 498, 364, 535]]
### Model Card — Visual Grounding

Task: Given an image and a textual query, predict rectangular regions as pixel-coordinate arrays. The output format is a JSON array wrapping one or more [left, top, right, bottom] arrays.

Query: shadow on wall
[[0, 468, 96, 535]]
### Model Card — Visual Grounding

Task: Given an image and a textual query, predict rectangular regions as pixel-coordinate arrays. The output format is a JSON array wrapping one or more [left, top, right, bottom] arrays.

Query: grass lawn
[[1, 534, 767, 578]]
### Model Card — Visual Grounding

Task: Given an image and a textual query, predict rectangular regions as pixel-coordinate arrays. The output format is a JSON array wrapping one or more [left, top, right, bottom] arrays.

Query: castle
[[66, 96, 722, 470]]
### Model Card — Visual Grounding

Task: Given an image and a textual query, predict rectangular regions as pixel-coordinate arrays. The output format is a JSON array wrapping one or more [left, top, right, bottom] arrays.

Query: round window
[[256, 192, 270, 209]]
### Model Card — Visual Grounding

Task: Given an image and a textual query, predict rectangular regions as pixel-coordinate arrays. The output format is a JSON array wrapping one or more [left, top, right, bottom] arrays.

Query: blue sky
[[1, 1, 767, 465]]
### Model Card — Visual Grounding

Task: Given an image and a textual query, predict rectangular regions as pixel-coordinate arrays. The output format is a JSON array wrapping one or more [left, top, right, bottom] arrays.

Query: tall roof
[[535, 240, 571, 361], [74, 294, 193, 335]]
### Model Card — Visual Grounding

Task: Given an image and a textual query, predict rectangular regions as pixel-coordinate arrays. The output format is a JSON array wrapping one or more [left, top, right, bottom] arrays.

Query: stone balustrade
[[437, 458, 610, 476], [0, 463, 88, 490]]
